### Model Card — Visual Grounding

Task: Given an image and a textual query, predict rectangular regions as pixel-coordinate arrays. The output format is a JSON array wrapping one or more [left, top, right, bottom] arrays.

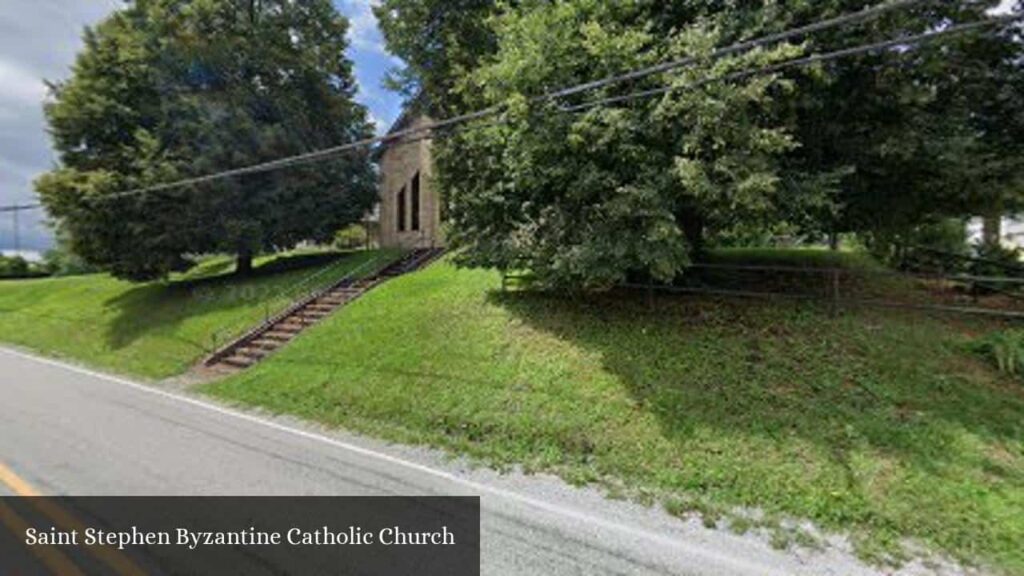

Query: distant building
[[376, 112, 443, 249], [967, 216, 1024, 251]]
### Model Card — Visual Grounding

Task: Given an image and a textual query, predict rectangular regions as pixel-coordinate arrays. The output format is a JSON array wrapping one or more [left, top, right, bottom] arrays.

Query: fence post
[[830, 269, 840, 317]]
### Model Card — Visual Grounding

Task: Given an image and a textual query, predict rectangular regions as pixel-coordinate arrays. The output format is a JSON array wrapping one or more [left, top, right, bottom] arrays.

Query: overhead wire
[[0, 204, 42, 213], [74, 0, 957, 202], [561, 12, 1024, 113], [538, 0, 930, 102], [3, 3, 1020, 210]]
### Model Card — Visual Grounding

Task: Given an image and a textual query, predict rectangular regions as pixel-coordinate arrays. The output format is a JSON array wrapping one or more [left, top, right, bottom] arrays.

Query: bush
[[334, 224, 368, 250], [967, 242, 1024, 293], [972, 329, 1024, 377], [0, 255, 30, 278], [863, 219, 970, 273], [42, 246, 99, 277], [0, 255, 48, 279]]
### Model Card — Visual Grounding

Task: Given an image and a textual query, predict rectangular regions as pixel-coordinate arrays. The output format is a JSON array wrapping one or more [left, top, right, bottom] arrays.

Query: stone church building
[[375, 112, 444, 249]]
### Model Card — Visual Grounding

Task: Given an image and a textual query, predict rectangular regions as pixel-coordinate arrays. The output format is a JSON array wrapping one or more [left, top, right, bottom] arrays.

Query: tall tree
[[398, 0, 1022, 288], [374, 0, 500, 114], [753, 1, 1023, 244], [437, 0, 803, 288], [37, 0, 376, 281]]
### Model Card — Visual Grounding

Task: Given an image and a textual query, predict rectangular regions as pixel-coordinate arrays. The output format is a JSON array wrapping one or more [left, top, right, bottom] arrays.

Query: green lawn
[[205, 253, 1024, 573], [0, 249, 395, 379]]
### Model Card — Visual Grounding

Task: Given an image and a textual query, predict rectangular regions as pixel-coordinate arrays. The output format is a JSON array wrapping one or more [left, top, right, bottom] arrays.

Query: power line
[[7, 6, 1018, 209], [0, 204, 41, 254], [561, 12, 1024, 113], [540, 0, 930, 102], [0, 204, 42, 213], [83, 0, 940, 202], [366, 11, 1024, 148]]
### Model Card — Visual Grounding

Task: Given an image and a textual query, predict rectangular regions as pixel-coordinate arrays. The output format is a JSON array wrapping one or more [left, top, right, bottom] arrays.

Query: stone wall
[[378, 115, 443, 248]]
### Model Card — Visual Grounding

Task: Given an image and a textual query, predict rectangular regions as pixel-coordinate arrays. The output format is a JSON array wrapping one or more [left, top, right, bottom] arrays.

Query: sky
[[0, 0, 404, 255], [0, 0, 1018, 255]]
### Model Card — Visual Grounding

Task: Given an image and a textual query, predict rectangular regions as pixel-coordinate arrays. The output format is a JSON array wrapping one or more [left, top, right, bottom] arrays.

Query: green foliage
[[374, 0, 499, 112], [972, 329, 1024, 377], [41, 249, 98, 278], [971, 242, 1024, 274], [770, 2, 1024, 238], [42, 229, 101, 277], [0, 249, 391, 378], [36, 0, 376, 282], [0, 256, 29, 278], [968, 242, 1024, 294], [334, 224, 367, 250], [378, 2, 1022, 288], [863, 219, 970, 272], [439, 1, 805, 288], [0, 256, 45, 279], [207, 256, 1024, 572]]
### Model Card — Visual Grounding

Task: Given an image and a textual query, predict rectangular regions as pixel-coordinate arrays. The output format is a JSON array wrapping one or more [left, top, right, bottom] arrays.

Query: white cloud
[[340, 0, 387, 55], [993, 0, 1019, 14], [0, 0, 399, 250], [367, 110, 391, 136], [0, 59, 47, 108], [0, 0, 114, 250]]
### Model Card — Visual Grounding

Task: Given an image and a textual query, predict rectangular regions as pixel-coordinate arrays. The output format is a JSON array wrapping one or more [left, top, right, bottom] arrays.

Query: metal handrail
[[204, 254, 389, 365]]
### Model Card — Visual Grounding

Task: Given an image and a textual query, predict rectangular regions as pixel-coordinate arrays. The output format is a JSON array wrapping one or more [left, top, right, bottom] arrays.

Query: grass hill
[[203, 251, 1024, 573], [0, 249, 392, 378], [0, 247, 1020, 571]]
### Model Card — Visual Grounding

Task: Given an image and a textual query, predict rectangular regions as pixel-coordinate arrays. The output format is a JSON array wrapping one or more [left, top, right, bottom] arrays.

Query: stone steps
[[204, 249, 444, 373]]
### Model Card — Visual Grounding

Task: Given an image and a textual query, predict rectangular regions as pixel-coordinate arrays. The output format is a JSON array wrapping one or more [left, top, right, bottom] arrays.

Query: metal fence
[[502, 256, 1024, 320]]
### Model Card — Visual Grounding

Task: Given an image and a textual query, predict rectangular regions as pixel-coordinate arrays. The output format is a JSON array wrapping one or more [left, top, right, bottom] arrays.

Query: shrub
[[967, 242, 1024, 294], [0, 255, 48, 279], [334, 224, 368, 250], [863, 219, 970, 273], [972, 329, 1024, 377], [42, 246, 99, 277], [0, 255, 30, 278]]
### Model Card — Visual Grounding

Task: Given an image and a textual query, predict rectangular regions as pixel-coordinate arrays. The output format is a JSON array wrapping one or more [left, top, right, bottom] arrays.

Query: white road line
[[0, 346, 786, 576]]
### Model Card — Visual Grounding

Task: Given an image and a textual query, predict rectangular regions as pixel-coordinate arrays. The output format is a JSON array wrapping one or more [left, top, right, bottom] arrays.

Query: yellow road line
[[0, 461, 148, 576], [0, 499, 85, 576], [0, 461, 41, 497]]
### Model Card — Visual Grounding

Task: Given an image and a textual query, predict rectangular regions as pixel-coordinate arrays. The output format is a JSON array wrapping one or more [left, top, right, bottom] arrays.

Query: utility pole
[[0, 203, 41, 256], [12, 207, 19, 255]]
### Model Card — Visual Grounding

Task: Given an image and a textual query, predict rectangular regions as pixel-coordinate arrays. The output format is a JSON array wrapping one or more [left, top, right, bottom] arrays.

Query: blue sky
[[0, 0, 404, 254], [336, 0, 405, 135], [2, 1, 1018, 255]]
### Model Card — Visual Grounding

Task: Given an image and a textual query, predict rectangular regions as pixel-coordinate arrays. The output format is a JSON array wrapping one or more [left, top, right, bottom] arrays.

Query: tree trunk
[[982, 212, 1002, 247], [678, 208, 705, 258], [828, 231, 840, 251], [236, 249, 254, 276]]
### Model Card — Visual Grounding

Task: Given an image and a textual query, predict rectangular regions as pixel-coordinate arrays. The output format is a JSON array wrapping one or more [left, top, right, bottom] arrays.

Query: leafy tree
[[862, 217, 970, 273], [389, 0, 1022, 289], [42, 228, 100, 277], [37, 0, 376, 281], [0, 255, 32, 279], [374, 0, 500, 114], [754, 1, 1024, 243], [958, 17, 1024, 244], [438, 0, 804, 288]]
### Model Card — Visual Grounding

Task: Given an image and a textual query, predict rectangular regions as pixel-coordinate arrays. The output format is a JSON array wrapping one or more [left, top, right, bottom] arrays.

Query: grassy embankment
[[0, 249, 395, 378], [204, 249, 1024, 573]]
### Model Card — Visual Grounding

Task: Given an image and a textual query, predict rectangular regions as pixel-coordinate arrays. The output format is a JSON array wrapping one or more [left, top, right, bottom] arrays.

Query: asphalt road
[[0, 346, 900, 576]]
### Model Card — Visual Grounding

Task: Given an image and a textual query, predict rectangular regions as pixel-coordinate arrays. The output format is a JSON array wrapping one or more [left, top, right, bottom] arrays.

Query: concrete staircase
[[204, 248, 445, 373]]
